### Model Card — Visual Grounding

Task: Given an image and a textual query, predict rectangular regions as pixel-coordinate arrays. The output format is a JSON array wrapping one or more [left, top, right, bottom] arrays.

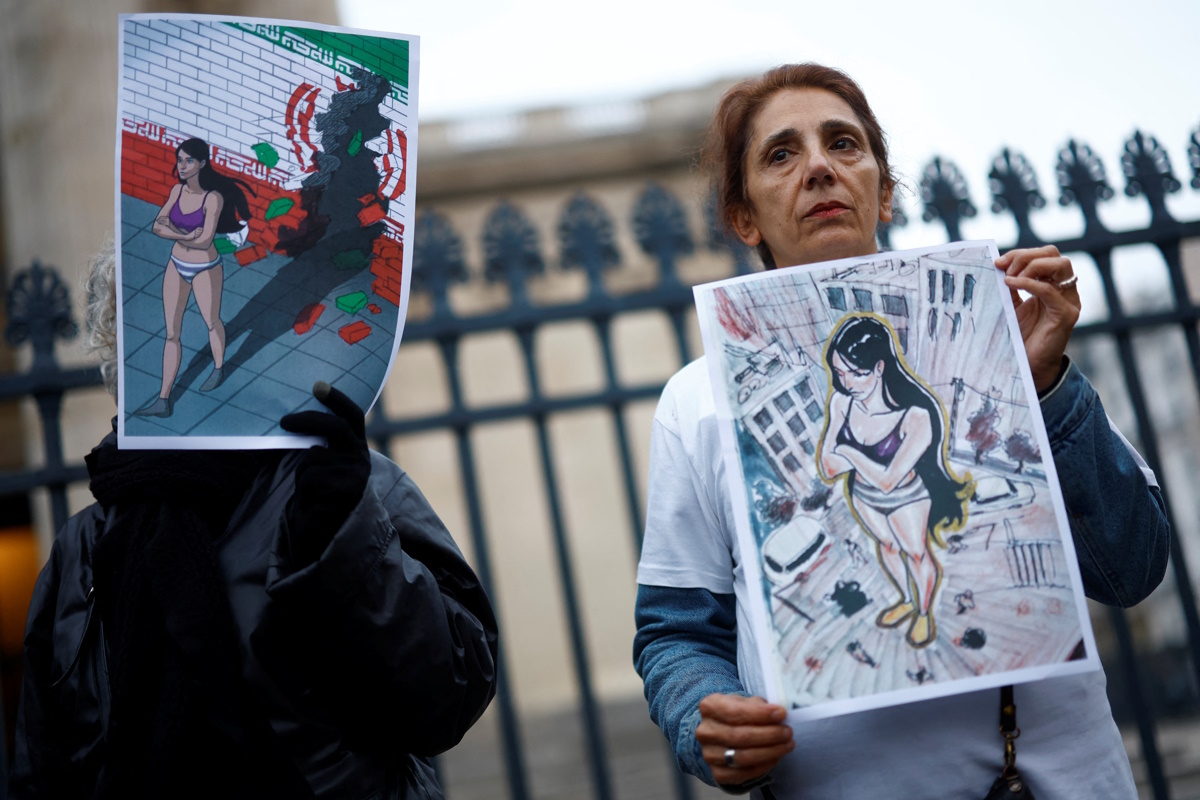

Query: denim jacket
[[633, 358, 1169, 789]]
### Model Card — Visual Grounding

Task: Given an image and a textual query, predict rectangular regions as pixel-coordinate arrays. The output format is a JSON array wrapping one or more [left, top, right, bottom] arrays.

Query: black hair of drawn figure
[[825, 315, 969, 541], [174, 137, 254, 234]]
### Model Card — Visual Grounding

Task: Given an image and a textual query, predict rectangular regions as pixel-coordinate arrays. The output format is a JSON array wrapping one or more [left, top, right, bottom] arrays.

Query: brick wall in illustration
[[118, 17, 410, 300]]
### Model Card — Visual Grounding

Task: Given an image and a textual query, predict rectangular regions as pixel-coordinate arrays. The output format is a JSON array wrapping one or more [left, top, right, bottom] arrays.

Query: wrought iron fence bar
[[1073, 307, 1200, 338], [594, 316, 647, 553], [370, 385, 670, 436], [1029, 221, 1200, 254], [514, 326, 615, 800], [1109, 606, 1172, 800], [592, 317, 696, 800], [0, 465, 89, 496], [402, 291, 695, 341], [0, 366, 102, 399], [437, 336, 532, 800], [1089, 245, 1200, 691], [1154, 240, 1200, 690]]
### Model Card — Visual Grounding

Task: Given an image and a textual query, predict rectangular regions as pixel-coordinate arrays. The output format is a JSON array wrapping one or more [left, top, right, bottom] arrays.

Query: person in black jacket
[[9, 244, 499, 799]]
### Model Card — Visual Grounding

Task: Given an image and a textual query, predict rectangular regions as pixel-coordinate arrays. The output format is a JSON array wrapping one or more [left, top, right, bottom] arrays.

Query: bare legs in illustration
[[156, 263, 225, 407], [853, 498, 943, 648]]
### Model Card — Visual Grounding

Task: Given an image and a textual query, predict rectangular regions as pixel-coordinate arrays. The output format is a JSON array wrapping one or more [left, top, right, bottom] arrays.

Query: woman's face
[[732, 87, 892, 268], [831, 351, 883, 400], [176, 150, 205, 181]]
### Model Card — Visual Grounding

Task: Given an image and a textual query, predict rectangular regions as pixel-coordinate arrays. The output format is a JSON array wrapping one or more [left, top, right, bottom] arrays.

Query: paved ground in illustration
[[120, 194, 398, 440]]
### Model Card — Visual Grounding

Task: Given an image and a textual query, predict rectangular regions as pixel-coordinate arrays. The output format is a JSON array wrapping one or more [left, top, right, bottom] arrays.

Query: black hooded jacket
[[10, 437, 499, 798]]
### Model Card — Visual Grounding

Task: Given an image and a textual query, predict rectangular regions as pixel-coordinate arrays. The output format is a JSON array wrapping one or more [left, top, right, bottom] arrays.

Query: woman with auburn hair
[[633, 63, 1169, 798], [818, 314, 970, 649], [135, 137, 252, 417]]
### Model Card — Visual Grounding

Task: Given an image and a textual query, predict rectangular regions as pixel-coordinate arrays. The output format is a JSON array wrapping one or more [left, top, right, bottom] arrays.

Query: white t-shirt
[[637, 356, 1138, 800]]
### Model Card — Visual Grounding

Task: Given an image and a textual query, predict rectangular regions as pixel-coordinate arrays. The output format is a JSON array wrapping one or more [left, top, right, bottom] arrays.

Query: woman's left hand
[[996, 245, 1080, 392]]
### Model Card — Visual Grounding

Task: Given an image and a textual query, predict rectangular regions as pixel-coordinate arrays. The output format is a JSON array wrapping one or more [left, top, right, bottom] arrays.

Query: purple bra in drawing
[[836, 411, 905, 466], [169, 191, 209, 233]]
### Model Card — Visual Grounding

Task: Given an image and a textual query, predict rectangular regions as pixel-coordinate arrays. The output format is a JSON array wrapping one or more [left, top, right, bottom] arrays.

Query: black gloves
[[279, 381, 371, 566]]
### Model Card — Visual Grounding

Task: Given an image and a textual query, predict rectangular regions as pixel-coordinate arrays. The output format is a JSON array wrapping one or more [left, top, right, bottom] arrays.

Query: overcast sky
[[338, 0, 1200, 315]]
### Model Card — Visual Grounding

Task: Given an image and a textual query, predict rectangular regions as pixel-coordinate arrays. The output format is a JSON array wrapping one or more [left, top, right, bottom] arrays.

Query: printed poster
[[114, 14, 418, 448], [694, 241, 1099, 720]]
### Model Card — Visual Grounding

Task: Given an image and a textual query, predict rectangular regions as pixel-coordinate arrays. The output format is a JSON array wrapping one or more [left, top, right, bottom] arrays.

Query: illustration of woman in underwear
[[136, 137, 252, 417], [817, 314, 970, 648]]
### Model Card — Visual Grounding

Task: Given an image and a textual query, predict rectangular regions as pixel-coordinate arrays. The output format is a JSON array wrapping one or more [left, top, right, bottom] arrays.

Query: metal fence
[[3, 123, 1200, 799]]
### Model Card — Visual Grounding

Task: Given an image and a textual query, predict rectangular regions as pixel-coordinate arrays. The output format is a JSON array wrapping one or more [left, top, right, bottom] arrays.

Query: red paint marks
[[1047, 598, 1063, 615], [293, 303, 325, 335], [804, 657, 823, 672], [375, 128, 407, 201], [1016, 599, 1032, 616], [714, 287, 759, 342], [335, 75, 358, 92], [367, 303, 381, 314], [795, 543, 834, 584], [357, 202, 386, 227], [234, 244, 267, 266], [339, 320, 372, 344], [285, 83, 322, 173], [370, 235, 404, 307]]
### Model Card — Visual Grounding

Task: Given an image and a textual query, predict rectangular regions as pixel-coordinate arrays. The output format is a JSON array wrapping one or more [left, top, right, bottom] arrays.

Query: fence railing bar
[[592, 318, 697, 800], [515, 326, 615, 800], [1110, 606, 1172, 800], [437, 336, 532, 800], [0, 365, 102, 399], [1090, 246, 1200, 695]]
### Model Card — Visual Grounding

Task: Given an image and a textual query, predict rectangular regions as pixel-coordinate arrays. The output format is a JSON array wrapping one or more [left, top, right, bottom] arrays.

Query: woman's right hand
[[697, 693, 793, 786]]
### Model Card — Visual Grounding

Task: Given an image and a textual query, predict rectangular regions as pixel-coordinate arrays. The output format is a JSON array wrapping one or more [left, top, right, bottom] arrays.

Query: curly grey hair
[[83, 240, 118, 399]]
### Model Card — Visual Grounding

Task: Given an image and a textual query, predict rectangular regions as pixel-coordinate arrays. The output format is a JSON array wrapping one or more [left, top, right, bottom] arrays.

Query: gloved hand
[[279, 381, 371, 566]]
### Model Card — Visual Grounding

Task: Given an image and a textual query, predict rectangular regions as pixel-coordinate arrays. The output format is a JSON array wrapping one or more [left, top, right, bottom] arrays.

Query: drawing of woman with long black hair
[[817, 314, 970, 648], [135, 137, 252, 417]]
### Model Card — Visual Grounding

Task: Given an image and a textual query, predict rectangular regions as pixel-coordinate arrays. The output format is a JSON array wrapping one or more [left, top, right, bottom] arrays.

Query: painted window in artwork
[[783, 453, 802, 472], [805, 400, 822, 422], [768, 432, 787, 454], [853, 288, 873, 311], [952, 313, 962, 341], [928, 269, 937, 303], [787, 414, 805, 436], [799, 439, 815, 456], [796, 376, 814, 400], [942, 270, 955, 304], [827, 287, 846, 311], [881, 294, 908, 317], [754, 408, 773, 430], [963, 273, 976, 308], [774, 392, 795, 413]]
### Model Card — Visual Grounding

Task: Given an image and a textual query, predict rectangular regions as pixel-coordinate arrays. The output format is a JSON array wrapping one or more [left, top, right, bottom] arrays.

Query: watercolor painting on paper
[[694, 241, 1098, 719]]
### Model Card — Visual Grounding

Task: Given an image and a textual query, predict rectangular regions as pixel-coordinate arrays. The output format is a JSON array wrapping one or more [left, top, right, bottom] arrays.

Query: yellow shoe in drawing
[[906, 613, 937, 648], [876, 601, 916, 628]]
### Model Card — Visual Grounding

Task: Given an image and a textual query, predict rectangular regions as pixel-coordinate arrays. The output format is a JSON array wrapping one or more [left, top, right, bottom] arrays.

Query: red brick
[[293, 302, 325, 335], [357, 203, 386, 227], [338, 320, 372, 344], [235, 244, 267, 266], [371, 279, 400, 306], [367, 303, 381, 314]]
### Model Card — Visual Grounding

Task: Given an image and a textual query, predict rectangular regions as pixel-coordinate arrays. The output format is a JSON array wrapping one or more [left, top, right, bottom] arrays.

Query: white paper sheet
[[114, 13, 419, 448], [693, 240, 1099, 720]]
